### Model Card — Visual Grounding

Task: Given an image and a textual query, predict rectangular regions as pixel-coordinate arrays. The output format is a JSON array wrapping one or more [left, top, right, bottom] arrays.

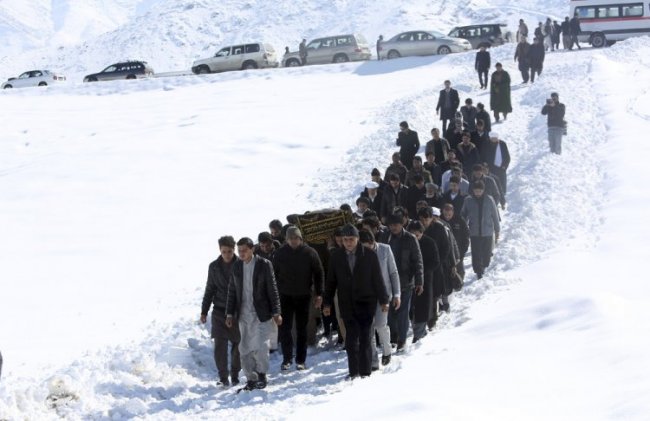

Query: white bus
[[570, 0, 650, 47]]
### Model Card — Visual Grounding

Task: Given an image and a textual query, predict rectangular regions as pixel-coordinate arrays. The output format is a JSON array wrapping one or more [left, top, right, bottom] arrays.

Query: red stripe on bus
[[580, 16, 650, 23]]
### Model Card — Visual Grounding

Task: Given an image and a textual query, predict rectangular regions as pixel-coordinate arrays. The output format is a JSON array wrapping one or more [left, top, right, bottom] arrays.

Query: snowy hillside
[[2, 0, 650, 419], [2, 0, 568, 80]]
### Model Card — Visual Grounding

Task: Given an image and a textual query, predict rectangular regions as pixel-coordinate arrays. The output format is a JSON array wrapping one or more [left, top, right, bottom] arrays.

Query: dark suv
[[83, 61, 154, 82], [447, 24, 511, 49]]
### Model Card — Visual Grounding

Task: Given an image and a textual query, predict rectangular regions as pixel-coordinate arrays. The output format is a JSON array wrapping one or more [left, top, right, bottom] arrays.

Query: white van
[[570, 0, 650, 47]]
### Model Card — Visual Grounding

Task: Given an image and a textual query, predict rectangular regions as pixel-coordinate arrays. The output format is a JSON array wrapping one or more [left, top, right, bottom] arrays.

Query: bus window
[[597, 6, 620, 18], [621, 4, 644, 16], [576, 6, 596, 18]]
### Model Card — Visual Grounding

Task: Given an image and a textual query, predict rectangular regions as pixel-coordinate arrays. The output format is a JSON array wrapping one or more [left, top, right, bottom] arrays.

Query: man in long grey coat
[[359, 229, 401, 369], [226, 237, 282, 391], [461, 181, 500, 279]]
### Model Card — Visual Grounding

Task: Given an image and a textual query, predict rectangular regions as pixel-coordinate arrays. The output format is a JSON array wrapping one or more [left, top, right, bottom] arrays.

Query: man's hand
[[200, 314, 207, 324], [381, 303, 389, 313], [323, 306, 331, 317], [436, 109, 439, 115], [495, 232, 500, 244], [392, 297, 401, 310], [415, 285, 424, 296], [225, 316, 233, 328], [273, 314, 283, 326], [314, 295, 323, 309]]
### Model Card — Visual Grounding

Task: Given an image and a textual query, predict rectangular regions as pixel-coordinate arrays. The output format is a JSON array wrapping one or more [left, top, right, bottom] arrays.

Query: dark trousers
[[280, 294, 311, 364], [519, 65, 530, 82], [301, 56, 307, 65], [530, 65, 542, 82], [344, 301, 375, 377], [570, 35, 581, 49], [470, 236, 494, 276], [493, 110, 508, 122], [441, 118, 450, 133], [401, 153, 415, 170], [478, 69, 488, 87], [388, 287, 413, 344], [212, 310, 241, 380], [490, 165, 508, 200]]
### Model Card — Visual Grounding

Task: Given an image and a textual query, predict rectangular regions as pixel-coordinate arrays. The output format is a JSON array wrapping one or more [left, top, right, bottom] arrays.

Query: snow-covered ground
[[2, 1, 650, 420]]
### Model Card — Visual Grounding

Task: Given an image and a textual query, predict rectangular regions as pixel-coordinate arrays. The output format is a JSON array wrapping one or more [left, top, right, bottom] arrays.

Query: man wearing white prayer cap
[[362, 180, 383, 214]]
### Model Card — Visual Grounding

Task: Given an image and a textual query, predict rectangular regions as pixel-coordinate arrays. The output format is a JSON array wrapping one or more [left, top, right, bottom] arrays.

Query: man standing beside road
[[376, 35, 384, 60], [570, 13, 582, 50], [299, 39, 308, 65]]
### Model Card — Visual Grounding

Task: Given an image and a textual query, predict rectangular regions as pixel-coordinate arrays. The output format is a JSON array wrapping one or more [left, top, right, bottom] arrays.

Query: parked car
[[448, 24, 511, 49], [191, 43, 278, 74], [2, 70, 66, 89], [282, 34, 371, 67], [83, 61, 154, 82], [379, 30, 472, 59]]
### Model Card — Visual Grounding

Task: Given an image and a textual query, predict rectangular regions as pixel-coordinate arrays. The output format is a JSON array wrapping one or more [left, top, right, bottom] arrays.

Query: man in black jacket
[[226, 238, 282, 391], [442, 176, 467, 216], [529, 37, 545, 83], [475, 45, 491, 89], [542, 92, 566, 154], [470, 163, 503, 208], [273, 227, 324, 371], [323, 224, 389, 379], [380, 173, 409, 223], [570, 13, 582, 50], [384, 213, 424, 352], [201, 236, 242, 387], [436, 80, 461, 132], [483, 132, 511, 199], [561, 17, 571, 50], [407, 221, 441, 343], [396, 121, 420, 170], [442, 203, 470, 282]]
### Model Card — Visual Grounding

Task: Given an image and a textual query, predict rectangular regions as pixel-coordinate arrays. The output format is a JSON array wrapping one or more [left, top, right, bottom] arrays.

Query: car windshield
[[215, 48, 230, 57], [18, 72, 31, 79], [428, 30, 447, 38], [102, 65, 117, 73]]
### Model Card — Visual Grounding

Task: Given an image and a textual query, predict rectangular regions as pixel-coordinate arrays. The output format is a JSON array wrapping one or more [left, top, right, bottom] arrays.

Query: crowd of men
[[199, 92, 521, 391]]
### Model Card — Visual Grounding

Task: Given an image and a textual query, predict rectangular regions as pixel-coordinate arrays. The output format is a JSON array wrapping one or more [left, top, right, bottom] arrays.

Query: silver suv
[[448, 24, 511, 49], [191, 43, 279, 74], [283, 34, 371, 67]]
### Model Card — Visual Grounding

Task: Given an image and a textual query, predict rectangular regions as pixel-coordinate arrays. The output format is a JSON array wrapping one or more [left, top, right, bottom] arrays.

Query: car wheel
[[387, 50, 401, 59], [437, 45, 452, 55], [38, 82, 47, 86], [126, 74, 136, 80], [197, 65, 210, 74], [242, 61, 258, 70], [333, 54, 349, 63], [591, 33, 606, 48], [286, 58, 301, 67], [3, 84, 12, 89]]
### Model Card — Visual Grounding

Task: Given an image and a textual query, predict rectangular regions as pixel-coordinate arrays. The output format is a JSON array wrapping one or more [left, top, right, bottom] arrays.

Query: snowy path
[[2, 38, 650, 420]]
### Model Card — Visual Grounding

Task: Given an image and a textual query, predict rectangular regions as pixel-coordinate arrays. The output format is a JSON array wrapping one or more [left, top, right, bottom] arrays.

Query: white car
[[379, 30, 472, 59], [2, 70, 66, 89]]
